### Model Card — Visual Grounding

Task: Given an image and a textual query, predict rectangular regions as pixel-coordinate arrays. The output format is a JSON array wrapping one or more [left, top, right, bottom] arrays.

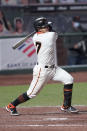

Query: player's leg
[[53, 66, 78, 113], [6, 66, 49, 115], [27, 66, 51, 98]]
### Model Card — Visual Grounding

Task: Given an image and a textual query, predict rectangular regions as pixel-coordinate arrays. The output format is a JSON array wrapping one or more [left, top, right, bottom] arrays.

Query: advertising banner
[[0, 37, 37, 70]]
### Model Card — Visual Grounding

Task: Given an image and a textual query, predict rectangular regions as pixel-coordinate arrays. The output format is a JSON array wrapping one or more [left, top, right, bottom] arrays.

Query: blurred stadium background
[[0, 0, 87, 74]]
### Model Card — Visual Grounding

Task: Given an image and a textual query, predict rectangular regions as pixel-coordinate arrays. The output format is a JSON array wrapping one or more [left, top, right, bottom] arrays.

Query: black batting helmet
[[34, 17, 52, 31]]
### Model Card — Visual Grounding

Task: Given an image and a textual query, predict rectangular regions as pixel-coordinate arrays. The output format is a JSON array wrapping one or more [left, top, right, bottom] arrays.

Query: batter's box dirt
[[0, 106, 87, 131]]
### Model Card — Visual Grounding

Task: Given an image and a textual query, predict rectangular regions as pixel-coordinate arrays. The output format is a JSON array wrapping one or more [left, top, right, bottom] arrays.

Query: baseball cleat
[[6, 103, 19, 116], [61, 106, 79, 113]]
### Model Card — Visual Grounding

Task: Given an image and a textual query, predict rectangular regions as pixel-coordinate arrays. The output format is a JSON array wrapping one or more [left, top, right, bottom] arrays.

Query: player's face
[[38, 27, 49, 33]]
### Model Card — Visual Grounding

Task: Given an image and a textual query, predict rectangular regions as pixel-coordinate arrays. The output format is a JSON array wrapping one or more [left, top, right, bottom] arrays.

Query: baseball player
[[6, 17, 78, 115]]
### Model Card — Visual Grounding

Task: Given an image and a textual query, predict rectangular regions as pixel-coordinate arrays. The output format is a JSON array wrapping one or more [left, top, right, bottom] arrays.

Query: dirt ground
[[1, 106, 87, 131], [0, 71, 87, 131]]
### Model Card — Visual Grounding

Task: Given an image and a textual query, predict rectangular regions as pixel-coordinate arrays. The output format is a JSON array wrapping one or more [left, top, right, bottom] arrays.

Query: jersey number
[[36, 42, 41, 54]]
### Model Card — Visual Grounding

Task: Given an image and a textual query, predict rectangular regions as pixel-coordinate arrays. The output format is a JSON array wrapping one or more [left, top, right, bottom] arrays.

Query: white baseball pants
[[27, 64, 73, 98]]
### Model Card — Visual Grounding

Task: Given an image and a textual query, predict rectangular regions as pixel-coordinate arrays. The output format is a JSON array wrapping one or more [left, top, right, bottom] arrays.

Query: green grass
[[0, 83, 87, 107]]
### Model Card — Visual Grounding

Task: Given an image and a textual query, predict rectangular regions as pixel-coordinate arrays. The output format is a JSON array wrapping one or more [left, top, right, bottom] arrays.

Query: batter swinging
[[6, 17, 78, 115]]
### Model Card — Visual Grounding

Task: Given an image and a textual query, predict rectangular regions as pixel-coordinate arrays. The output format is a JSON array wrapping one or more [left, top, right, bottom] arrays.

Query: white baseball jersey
[[27, 31, 73, 99], [33, 32, 57, 66]]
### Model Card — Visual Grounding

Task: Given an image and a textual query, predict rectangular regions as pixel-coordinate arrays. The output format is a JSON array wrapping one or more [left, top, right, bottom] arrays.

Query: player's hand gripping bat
[[12, 31, 36, 49]]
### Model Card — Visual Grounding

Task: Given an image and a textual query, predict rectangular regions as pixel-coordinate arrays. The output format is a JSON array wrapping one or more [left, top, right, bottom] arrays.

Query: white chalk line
[[1, 117, 68, 122], [44, 118, 68, 121], [1, 117, 87, 122], [0, 124, 87, 127]]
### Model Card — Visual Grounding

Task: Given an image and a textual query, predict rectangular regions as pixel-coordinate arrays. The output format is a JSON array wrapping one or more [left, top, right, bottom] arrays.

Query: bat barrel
[[12, 31, 36, 50]]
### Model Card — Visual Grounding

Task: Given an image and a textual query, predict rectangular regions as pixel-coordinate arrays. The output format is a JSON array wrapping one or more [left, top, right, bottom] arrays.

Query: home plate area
[[0, 106, 87, 131]]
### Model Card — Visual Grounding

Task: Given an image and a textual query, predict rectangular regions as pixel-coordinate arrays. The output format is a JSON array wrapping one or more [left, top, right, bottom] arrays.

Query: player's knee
[[27, 91, 36, 99], [65, 75, 74, 85], [28, 94, 36, 99]]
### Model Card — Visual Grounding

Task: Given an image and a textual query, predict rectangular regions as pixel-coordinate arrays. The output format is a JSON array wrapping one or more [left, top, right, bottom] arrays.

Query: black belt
[[37, 63, 55, 68], [45, 65, 55, 68]]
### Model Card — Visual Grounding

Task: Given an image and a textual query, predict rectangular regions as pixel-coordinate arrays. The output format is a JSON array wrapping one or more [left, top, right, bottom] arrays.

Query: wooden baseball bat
[[12, 31, 36, 49]]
